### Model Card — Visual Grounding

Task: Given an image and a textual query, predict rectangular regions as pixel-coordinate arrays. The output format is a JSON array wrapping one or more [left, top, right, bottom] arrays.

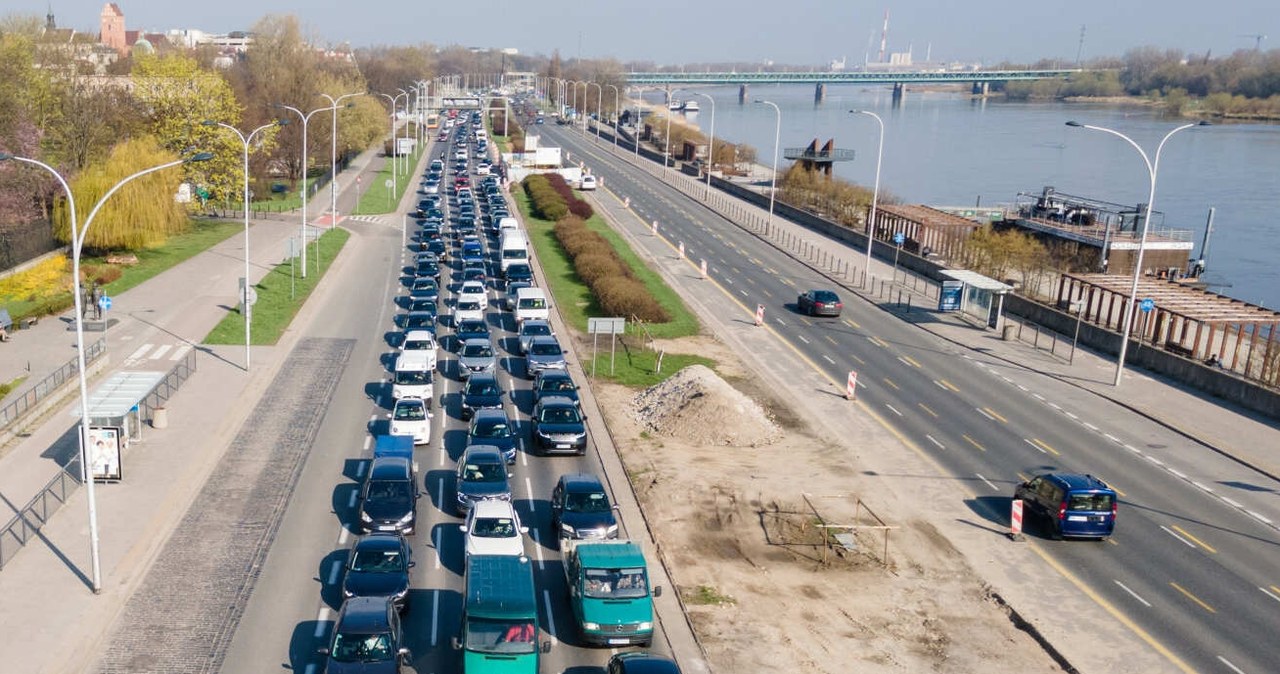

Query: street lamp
[[0, 149, 212, 594], [690, 92, 716, 199], [605, 84, 621, 151], [850, 109, 885, 288], [587, 82, 603, 142], [375, 91, 409, 216], [398, 87, 412, 176], [202, 118, 286, 371], [319, 93, 361, 231], [754, 99, 782, 237], [275, 102, 336, 278], [1065, 119, 1209, 387]]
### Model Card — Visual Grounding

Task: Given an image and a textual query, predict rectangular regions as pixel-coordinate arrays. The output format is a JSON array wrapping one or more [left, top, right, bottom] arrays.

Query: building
[[98, 3, 169, 57]]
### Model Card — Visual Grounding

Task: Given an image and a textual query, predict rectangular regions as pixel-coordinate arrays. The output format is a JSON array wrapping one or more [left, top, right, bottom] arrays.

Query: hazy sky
[[36, 1, 1278, 66]]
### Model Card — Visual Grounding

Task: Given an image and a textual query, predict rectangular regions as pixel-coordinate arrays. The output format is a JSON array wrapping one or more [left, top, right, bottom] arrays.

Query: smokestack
[[878, 9, 889, 63]]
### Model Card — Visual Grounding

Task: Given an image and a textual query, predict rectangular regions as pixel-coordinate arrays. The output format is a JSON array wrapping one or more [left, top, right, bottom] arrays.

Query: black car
[[607, 652, 681, 674], [402, 310, 435, 333], [453, 318, 490, 344], [504, 263, 533, 284], [415, 259, 440, 280], [320, 596, 410, 673], [455, 445, 513, 515], [796, 289, 843, 317], [407, 297, 436, 314], [359, 457, 419, 535], [531, 395, 587, 456], [409, 277, 439, 303], [469, 408, 518, 464], [343, 533, 413, 612], [551, 473, 618, 547], [533, 369, 580, 407], [424, 237, 448, 259], [460, 371, 505, 421]]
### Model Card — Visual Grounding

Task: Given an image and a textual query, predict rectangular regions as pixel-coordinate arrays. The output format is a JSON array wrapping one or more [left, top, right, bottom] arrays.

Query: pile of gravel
[[632, 365, 780, 446]]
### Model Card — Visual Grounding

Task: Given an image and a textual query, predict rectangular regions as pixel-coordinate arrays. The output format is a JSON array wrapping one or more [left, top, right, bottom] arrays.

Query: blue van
[[1014, 473, 1117, 540]]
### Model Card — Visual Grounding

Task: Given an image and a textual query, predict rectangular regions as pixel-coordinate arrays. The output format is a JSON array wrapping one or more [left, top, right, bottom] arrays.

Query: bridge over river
[[625, 69, 1082, 101]]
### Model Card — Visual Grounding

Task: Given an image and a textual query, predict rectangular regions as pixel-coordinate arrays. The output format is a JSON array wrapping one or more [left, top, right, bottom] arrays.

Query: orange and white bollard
[[755, 304, 765, 327], [1010, 499, 1025, 541], [678, 241, 685, 258], [700, 258, 707, 279], [846, 370, 858, 400]]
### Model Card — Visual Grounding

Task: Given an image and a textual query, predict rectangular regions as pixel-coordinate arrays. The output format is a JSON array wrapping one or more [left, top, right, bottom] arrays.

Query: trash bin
[[1002, 325, 1016, 341], [151, 407, 169, 429]]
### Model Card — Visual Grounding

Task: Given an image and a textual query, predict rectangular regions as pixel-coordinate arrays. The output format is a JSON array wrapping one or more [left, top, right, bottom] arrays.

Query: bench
[[1164, 342, 1195, 359]]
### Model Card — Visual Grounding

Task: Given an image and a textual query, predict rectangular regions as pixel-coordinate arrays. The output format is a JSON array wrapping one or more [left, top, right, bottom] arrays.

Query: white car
[[460, 499, 528, 557], [454, 299, 485, 323], [389, 397, 431, 445], [399, 330, 437, 372], [475, 164, 490, 176], [456, 280, 488, 308], [578, 175, 597, 191]]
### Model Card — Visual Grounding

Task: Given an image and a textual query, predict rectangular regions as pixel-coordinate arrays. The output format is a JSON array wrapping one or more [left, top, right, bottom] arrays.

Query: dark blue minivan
[[1014, 473, 1117, 539]]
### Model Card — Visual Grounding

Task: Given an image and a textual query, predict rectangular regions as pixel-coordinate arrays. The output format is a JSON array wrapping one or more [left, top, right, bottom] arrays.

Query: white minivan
[[514, 287, 550, 324]]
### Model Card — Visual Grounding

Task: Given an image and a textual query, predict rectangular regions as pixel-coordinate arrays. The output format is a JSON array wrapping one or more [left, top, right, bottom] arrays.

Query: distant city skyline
[[27, 0, 1278, 66]]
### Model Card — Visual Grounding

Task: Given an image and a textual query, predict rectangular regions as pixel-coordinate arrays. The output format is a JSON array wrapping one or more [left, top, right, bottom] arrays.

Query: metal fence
[[0, 337, 107, 430], [137, 345, 198, 422], [0, 455, 82, 570]]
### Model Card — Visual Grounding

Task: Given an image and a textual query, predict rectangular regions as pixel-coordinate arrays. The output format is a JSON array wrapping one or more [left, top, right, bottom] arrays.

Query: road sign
[[754, 304, 765, 326], [846, 371, 858, 400], [97, 295, 112, 311], [893, 232, 905, 246], [384, 179, 393, 189], [244, 287, 258, 306], [1139, 298, 1155, 313], [587, 317, 626, 335]]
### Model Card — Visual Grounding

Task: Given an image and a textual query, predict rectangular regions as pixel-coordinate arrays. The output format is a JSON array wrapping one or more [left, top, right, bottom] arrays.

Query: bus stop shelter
[[70, 370, 166, 480], [939, 270, 1014, 329]]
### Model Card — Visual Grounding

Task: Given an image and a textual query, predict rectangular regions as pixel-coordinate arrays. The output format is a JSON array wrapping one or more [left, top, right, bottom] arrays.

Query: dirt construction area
[[592, 337, 1067, 673]]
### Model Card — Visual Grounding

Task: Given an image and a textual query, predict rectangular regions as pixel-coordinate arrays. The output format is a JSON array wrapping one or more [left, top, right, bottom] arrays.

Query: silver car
[[517, 319, 554, 355], [457, 338, 496, 379]]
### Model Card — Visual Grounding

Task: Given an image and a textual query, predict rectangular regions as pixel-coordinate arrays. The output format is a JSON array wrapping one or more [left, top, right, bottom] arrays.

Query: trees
[[54, 136, 187, 252]]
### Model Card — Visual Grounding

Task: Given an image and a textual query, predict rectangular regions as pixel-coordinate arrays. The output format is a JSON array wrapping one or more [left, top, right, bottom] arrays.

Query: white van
[[475, 129, 488, 143], [514, 287, 549, 324], [392, 350, 434, 404], [500, 229, 529, 273], [496, 217, 519, 232]]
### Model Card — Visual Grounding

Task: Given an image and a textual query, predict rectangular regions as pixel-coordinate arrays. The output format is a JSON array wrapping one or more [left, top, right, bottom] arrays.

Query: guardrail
[[0, 455, 81, 570], [0, 337, 106, 430]]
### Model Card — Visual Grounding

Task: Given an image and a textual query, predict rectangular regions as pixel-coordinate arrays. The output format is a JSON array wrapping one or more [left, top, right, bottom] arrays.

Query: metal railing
[[137, 346, 198, 422], [0, 337, 106, 430], [0, 455, 82, 570]]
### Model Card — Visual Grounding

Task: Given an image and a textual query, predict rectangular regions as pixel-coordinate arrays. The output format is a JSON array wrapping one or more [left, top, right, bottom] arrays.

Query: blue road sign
[[98, 295, 112, 311], [893, 232, 905, 245], [1139, 298, 1155, 313]]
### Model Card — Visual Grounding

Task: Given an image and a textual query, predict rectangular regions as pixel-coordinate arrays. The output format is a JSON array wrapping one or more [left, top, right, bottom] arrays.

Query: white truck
[[500, 229, 529, 273]]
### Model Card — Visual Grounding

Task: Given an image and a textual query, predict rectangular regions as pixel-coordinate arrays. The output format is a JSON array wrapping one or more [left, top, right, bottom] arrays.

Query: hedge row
[[543, 173, 594, 220], [554, 217, 669, 323], [524, 174, 569, 221]]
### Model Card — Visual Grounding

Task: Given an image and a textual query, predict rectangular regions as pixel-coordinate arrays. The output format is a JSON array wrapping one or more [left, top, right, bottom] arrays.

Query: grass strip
[[583, 348, 716, 389], [353, 145, 426, 215], [203, 227, 350, 345]]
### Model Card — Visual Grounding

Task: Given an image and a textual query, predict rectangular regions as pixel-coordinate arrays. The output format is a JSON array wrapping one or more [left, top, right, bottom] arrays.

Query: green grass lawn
[[583, 346, 716, 388], [247, 176, 319, 211], [353, 145, 425, 215], [203, 228, 350, 345]]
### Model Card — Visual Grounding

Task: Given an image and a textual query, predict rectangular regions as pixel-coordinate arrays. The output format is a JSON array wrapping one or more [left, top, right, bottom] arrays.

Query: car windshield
[[462, 343, 493, 358], [519, 298, 545, 310], [413, 279, 436, 290], [1068, 492, 1114, 512], [464, 617, 536, 654], [474, 419, 511, 437], [541, 378, 574, 393], [406, 315, 432, 328], [409, 300, 433, 312], [457, 301, 481, 311], [350, 547, 406, 573], [583, 567, 649, 599], [522, 324, 551, 338], [467, 381, 500, 396], [395, 370, 430, 385], [330, 631, 394, 663], [565, 490, 610, 513], [404, 338, 433, 350], [472, 516, 517, 538], [367, 480, 413, 504], [813, 291, 840, 302], [530, 342, 560, 356], [461, 461, 506, 483], [394, 404, 426, 421], [540, 406, 579, 424]]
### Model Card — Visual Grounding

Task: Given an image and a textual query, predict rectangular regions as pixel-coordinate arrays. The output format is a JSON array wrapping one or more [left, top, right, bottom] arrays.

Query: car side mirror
[[519, 526, 529, 534], [653, 585, 663, 597], [451, 636, 462, 650], [398, 648, 412, 662], [408, 561, 416, 568], [317, 647, 330, 656], [459, 524, 468, 532], [507, 472, 514, 478]]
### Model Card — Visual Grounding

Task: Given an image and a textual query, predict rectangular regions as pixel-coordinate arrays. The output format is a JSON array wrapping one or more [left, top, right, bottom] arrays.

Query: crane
[[1239, 34, 1266, 51]]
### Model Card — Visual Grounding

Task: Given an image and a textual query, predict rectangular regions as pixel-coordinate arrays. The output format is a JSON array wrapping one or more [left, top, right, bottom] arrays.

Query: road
[[218, 122, 676, 674], [538, 119, 1280, 674]]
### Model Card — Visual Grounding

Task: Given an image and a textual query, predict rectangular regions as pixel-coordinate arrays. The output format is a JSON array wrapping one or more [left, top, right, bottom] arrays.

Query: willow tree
[[54, 136, 187, 252]]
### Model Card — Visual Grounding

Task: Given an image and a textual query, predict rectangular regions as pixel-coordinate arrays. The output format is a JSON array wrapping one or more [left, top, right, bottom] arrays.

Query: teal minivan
[[564, 540, 660, 646]]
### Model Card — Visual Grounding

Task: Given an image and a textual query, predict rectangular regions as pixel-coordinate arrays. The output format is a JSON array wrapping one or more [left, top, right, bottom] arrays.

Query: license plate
[[1067, 515, 1087, 522], [556, 444, 570, 449], [607, 638, 629, 645], [378, 525, 398, 531]]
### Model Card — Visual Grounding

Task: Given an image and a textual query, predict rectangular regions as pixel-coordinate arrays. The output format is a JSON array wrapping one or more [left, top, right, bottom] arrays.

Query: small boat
[[681, 100, 700, 112]]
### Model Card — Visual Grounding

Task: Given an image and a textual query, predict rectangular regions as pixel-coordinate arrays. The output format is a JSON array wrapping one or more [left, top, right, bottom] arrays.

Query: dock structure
[[783, 139, 855, 177], [1006, 186, 1194, 276]]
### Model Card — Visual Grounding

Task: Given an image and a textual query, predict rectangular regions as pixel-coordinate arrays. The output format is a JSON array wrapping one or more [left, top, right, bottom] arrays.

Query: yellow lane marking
[[1101, 479, 1127, 497], [825, 335, 838, 345], [1170, 582, 1217, 614], [882, 378, 900, 391], [983, 407, 1009, 423], [843, 318, 861, 329], [1272, 585, 1280, 595], [869, 336, 889, 348], [962, 434, 986, 451], [918, 403, 938, 418], [1170, 526, 1217, 554], [1029, 438, 1062, 456], [937, 379, 960, 392], [901, 355, 922, 368], [850, 353, 865, 365]]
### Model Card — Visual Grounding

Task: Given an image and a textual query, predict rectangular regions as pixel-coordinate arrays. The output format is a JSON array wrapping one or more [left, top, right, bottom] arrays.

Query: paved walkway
[[0, 137, 415, 674]]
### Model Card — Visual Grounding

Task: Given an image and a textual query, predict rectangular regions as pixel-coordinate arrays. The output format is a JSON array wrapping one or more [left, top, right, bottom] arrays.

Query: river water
[[648, 85, 1280, 309]]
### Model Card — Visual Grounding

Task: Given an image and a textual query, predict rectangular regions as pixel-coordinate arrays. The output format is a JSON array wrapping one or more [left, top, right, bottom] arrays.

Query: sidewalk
[[0, 139, 400, 674]]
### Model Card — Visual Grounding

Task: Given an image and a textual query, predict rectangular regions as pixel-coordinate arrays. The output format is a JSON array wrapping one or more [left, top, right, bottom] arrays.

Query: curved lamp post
[[850, 109, 885, 288], [0, 149, 212, 593], [202, 118, 286, 370], [1065, 119, 1209, 387], [605, 84, 621, 151], [375, 91, 409, 216], [319, 93, 362, 230], [754, 99, 782, 237], [690, 92, 716, 199], [275, 102, 336, 278], [587, 82, 603, 141]]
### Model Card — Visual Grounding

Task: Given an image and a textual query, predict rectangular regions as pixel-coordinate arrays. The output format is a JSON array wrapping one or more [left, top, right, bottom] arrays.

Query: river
[[643, 85, 1280, 309]]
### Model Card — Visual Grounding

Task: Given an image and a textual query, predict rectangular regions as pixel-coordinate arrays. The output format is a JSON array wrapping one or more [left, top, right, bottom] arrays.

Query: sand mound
[[631, 365, 780, 446]]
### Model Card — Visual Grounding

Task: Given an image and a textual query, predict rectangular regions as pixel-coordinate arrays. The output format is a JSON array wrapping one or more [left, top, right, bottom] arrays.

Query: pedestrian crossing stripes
[[347, 215, 388, 225], [123, 343, 193, 367]]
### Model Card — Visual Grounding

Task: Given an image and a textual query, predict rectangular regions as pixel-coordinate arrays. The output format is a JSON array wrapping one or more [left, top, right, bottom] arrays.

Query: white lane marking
[[796, 335, 810, 344], [524, 477, 535, 501], [926, 435, 945, 450], [1261, 586, 1280, 603], [822, 355, 835, 364], [1123, 444, 1141, 454], [976, 474, 999, 491], [338, 528, 349, 546], [884, 404, 903, 417], [1032, 393, 1045, 401], [1216, 656, 1246, 674], [348, 491, 358, 508], [314, 608, 331, 637], [1015, 384, 1029, 392], [1114, 580, 1152, 607], [976, 407, 995, 422], [1024, 438, 1047, 455], [542, 590, 558, 645], [1047, 402, 1061, 410], [434, 524, 443, 570], [151, 344, 173, 360], [355, 461, 366, 479], [1191, 481, 1214, 494], [740, 289, 748, 297], [169, 344, 192, 361], [126, 344, 152, 361], [531, 529, 545, 571], [362, 436, 372, 452], [1145, 455, 1165, 467], [327, 560, 342, 585], [1247, 510, 1274, 525], [432, 590, 441, 647], [1064, 411, 1079, 420], [1082, 422, 1099, 432], [775, 318, 787, 326], [1160, 525, 1196, 548], [439, 445, 447, 466], [1169, 468, 1188, 480], [1222, 496, 1243, 508], [1104, 433, 1121, 444]]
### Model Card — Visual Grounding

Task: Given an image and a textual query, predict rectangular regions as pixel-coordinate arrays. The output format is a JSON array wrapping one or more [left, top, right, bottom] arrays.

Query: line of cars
[[321, 108, 678, 673]]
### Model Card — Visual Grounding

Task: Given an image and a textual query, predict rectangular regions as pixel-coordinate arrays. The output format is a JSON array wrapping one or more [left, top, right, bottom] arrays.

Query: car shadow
[[385, 329, 403, 347], [403, 590, 462, 670], [341, 458, 368, 482], [424, 469, 456, 515], [501, 356, 526, 379], [965, 495, 1014, 529], [442, 429, 468, 461], [367, 417, 392, 436], [317, 548, 349, 610], [509, 387, 534, 416], [332, 482, 363, 532], [287, 620, 328, 673], [365, 381, 391, 408], [432, 522, 466, 575]]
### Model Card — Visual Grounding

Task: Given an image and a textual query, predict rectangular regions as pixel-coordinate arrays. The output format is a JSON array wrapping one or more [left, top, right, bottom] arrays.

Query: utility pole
[[1076, 25, 1086, 66]]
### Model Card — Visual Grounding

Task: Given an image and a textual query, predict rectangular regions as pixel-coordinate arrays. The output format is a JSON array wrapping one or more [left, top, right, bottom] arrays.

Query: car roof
[[1043, 473, 1112, 491], [369, 456, 412, 479], [559, 473, 605, 492], [473, 408, 510, 422], [520, 318, 551, 330], [355, 532, 406, 550], [394, 397, 425, 409], [611, 652, 680, 674], [471, 499, 518, 518], [462, 444, 505, 462], [336, 596, 393, 633], [403, 330, 435, 342], [396, 351, 433, 369], [461, 337, 491, 348], [528, 335, 560, 346], [538, 395, 577, 409]]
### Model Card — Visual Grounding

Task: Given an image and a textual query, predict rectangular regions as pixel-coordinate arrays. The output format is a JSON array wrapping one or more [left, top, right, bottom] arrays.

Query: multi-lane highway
[[536, 118, 1280, 674], [219, 117, 674, 673]]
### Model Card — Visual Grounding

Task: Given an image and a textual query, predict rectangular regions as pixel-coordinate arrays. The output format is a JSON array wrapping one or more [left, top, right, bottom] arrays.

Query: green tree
[[54, 135, 187, 251], [131, 52, 243, 202]]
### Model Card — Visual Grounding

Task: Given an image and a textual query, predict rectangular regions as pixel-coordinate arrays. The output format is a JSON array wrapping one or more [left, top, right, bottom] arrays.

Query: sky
[[32, 0, 1278, 66]]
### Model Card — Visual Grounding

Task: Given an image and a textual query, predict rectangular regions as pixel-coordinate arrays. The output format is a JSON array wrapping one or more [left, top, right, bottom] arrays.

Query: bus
[[455, 555, 545, 673], [427, 113, 440, 129]]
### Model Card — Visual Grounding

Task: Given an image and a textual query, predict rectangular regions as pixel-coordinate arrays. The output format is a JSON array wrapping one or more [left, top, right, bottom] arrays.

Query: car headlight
[[560, 523, 575, 535], [537, 429, 552, 439], [638, 621, 653, 630], [343, 588, 355, 598], [398, 512, 414, 524], [606, 524, 618, 535], [582, 622, 600, 631], [360, 511, 373, 523]]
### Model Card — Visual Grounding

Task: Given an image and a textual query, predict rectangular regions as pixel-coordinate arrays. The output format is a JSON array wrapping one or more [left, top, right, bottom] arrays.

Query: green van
[[456, 555, 545, 673], [563, 540, 661, 646]]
